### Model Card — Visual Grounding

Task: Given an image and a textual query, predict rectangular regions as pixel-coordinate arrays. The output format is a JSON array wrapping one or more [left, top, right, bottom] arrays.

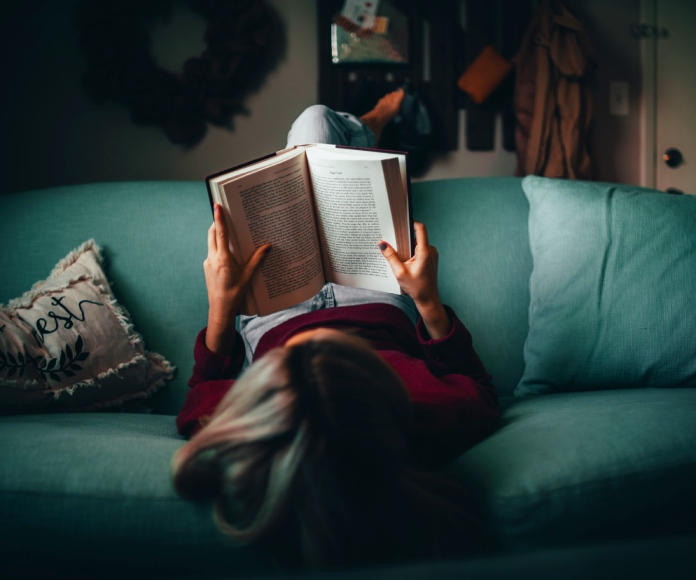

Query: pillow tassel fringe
[[1, 239, 176, 413]]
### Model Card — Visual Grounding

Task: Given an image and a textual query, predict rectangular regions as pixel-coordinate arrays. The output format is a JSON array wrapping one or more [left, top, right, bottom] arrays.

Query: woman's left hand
[[379, 221, 451, 339], [205, 203, 271, 354]]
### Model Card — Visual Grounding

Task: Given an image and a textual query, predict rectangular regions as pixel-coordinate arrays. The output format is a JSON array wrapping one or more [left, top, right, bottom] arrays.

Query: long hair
[[171, 333, 491, 568]]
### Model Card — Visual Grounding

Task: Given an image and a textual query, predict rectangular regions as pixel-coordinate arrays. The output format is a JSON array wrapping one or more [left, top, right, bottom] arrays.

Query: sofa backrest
[[0, 181, 211, 415], [411, 178, 532, 396], [0, 178, 532, 415]]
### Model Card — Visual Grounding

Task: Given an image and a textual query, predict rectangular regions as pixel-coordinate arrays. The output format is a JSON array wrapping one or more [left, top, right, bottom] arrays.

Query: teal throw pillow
[[516, 176, 696, 395]]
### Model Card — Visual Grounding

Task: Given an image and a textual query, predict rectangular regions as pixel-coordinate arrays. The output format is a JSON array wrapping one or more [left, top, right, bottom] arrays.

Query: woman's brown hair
[[172, 333, 492, 568]]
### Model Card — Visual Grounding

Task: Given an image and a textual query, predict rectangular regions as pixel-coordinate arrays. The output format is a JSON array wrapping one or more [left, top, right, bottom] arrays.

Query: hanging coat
[[513, 0, 596, 179]]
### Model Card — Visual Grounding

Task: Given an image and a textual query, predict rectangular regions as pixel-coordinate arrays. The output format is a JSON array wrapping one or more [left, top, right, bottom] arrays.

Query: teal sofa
[[1, 178, 695, 578]]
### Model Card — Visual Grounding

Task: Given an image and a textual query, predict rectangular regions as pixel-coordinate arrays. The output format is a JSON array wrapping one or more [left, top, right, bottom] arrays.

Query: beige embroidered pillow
[[0, 240, 175, 413]]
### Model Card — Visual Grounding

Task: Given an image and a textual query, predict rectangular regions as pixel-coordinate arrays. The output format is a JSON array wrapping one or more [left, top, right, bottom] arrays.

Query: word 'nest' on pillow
[[0, 240, 175, 414]]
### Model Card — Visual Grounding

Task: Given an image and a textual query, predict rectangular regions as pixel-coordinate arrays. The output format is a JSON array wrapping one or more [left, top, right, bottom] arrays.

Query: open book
[[206, 144, 412, 316]]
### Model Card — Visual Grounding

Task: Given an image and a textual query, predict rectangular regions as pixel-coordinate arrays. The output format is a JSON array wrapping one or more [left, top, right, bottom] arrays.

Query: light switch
[[610, 81, 630, 117]]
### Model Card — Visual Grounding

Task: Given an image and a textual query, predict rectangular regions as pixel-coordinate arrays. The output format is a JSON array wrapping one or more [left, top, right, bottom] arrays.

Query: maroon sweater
[[177, 303, 500, 466]]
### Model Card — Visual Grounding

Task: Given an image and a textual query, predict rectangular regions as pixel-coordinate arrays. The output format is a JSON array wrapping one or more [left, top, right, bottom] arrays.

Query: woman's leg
[[241, 92, 408, 362], [238, 283, 336, 365], [329, 284, 419, 326], [285, 89, 405, 148], [239, 282, 418, 364], [285, 105, 376, 148], [240, 105, 371, 363]]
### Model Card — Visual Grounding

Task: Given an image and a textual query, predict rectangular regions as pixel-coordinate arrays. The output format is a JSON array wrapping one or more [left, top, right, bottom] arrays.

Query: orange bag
[[457, 45, 512, 104]]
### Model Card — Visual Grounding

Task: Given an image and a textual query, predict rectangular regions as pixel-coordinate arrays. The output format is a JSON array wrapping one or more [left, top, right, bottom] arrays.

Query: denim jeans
[[285, 105, 376, 148], [238, 105, 415, 364], [239, 282, 418, 365]]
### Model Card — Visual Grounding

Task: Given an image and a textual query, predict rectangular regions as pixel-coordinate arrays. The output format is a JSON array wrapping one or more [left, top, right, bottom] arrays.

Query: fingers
[[242, 243, 272, 282], [413, 221, 429, 251], [207, 221, 217, 254], [213, 204, 229, 254], [378, 240, 405, 277]]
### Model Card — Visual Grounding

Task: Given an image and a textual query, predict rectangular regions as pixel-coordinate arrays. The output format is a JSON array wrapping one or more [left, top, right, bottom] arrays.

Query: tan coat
[[513, 0, 595, 179]]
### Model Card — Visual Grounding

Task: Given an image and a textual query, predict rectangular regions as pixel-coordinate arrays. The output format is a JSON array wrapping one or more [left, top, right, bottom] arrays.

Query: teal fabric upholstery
[[2, 179, 694, 577], [0, 182, 211, 415], [0, 413, 278, 575], [2, 391, 693, 569], [518, 176, 696, 395], [412, 178, 532, 395], [1, 179, 532, 404], [450, 389, 696, 549]]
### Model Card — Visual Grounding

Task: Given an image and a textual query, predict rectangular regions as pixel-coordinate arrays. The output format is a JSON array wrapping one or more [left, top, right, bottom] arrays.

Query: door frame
[[639, 0, 657, 189]]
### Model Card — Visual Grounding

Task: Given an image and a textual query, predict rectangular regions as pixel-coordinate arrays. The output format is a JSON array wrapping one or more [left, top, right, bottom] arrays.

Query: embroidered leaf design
[[34, 335, 91, 383], [0, 348, 32, 379]]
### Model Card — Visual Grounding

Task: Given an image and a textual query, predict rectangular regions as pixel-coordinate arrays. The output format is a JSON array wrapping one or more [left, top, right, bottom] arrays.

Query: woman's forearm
[[205, 310, 237, 355], [415, 299, 451, 339]]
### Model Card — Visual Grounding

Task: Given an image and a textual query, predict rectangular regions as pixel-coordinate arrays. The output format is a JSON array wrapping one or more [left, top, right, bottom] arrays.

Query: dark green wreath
[[74, 0, 277, 146]]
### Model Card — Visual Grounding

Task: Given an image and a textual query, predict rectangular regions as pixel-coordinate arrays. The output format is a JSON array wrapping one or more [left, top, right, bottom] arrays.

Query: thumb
[[378, 241, 405, 276], [242, 243, 271, 282]]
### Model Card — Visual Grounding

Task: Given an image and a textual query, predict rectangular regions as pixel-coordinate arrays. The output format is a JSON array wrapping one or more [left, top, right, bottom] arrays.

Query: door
[[652, 0, 696, 194]]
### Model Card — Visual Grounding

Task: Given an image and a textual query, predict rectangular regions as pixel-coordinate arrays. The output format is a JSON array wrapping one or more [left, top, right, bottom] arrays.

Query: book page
[[314, 145, 410, 238], [305, 148, 402, 294], [217, 151, 325, 315]]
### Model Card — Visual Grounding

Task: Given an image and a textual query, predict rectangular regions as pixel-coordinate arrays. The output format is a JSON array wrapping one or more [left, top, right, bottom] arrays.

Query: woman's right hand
[[204, 203, 271, 354]]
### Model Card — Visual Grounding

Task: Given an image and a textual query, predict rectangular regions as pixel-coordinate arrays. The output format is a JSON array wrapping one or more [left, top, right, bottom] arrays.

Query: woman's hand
[[204, 203, 271, 355], [379, 221, 451, 339]]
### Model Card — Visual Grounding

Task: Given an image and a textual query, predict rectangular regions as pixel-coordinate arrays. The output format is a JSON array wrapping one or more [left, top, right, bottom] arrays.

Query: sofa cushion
[[411, 178, 532, 396], [517, 176, 696, 395], [0, 182, 213, 415], [0, 413, 278, 575], [0, 241, 174, 413], [449, 389, 696, 550], [0, 179, 534, 406]]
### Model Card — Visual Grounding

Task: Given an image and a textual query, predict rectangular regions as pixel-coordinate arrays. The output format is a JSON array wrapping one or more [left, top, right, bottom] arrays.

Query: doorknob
[[663, 148, 683, 168]]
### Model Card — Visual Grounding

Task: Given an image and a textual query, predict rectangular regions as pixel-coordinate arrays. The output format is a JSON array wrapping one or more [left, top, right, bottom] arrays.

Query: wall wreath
[[74, 0, 278, 147]]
